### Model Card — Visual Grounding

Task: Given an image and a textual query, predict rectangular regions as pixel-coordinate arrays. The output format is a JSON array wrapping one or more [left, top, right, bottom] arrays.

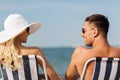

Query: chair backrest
[[81, 57, 120, 80], [0, 55, 48, 80]]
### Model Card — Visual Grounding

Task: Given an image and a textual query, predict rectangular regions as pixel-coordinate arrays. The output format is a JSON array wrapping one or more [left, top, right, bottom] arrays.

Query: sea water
[[40, 47, 74, 78]]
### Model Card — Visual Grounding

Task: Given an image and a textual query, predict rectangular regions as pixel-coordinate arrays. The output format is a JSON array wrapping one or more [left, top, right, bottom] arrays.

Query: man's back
[[73, 46, 120, 80]]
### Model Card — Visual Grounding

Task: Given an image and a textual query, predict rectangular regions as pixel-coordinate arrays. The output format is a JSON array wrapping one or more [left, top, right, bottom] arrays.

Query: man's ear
[[93, 28, 99, 38]]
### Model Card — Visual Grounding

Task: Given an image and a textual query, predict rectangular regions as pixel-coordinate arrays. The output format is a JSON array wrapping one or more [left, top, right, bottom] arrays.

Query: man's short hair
[[85, 14, 109, 38]]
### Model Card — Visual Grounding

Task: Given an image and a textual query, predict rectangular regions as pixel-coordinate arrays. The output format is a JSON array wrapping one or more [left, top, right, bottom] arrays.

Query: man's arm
[[65, 48, 79, 80], [65, 61, 77, 80]]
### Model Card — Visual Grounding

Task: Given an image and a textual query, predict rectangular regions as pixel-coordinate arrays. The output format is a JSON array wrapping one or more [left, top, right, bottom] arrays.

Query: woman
[[0, 14, 60, 80]]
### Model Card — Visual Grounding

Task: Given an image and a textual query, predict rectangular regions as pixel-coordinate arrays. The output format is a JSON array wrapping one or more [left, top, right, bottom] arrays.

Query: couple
[[0, 14, 120, 80]]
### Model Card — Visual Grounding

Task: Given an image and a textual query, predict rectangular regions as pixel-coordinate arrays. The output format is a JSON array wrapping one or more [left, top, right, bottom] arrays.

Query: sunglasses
[[26, 27, 30, 33], [82, 28, 93, 34]]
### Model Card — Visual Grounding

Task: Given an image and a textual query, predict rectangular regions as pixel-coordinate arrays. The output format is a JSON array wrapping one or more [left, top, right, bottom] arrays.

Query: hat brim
[[0, 22, 41, 43], [29, 22, 41, 34]]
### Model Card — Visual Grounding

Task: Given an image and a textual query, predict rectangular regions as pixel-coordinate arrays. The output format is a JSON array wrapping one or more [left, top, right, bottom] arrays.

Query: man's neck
[[92, 37, 110, 49]]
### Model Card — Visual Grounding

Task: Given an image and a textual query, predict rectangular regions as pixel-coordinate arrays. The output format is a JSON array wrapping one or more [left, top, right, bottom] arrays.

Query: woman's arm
[[35, 47, 60, 80]]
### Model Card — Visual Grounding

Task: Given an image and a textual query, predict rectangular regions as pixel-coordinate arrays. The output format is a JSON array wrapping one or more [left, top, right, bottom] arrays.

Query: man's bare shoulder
[[73, 46, 92, 56], [110, 47, 120, 57], [71, 46, 95, 75], [113, 47, 120, 51], [72, 46, 93, 61]]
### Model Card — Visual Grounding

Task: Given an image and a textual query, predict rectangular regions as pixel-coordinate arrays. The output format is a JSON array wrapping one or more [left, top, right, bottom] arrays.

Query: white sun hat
[[0, 14, 41, 43]]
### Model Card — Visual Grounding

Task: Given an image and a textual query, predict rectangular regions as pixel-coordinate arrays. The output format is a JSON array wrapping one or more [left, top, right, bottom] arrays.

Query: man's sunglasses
[[82, 28, 93, 34]]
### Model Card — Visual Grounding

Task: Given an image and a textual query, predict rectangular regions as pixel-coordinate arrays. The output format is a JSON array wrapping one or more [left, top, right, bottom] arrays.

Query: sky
[[0, 0, 120, 47]]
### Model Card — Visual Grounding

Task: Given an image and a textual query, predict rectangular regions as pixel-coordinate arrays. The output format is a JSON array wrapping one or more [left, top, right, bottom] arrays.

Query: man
[[65, 14, 120, 80]]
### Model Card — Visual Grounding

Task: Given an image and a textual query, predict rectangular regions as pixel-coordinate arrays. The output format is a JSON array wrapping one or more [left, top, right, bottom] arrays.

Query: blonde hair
[[0, 38, 20, 70]]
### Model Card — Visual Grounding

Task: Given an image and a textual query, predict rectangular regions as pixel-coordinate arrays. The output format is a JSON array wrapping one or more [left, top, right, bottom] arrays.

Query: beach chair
[[81, 57, 120, 80], [0, 55, 48, 80]]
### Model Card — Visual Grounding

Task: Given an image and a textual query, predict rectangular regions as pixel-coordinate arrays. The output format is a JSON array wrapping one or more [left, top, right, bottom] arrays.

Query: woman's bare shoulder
[[22, 46, 43, 55]]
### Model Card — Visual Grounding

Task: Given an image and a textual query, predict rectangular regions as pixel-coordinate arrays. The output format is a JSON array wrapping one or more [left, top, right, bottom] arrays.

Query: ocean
[[40, 47, 74, 78]]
